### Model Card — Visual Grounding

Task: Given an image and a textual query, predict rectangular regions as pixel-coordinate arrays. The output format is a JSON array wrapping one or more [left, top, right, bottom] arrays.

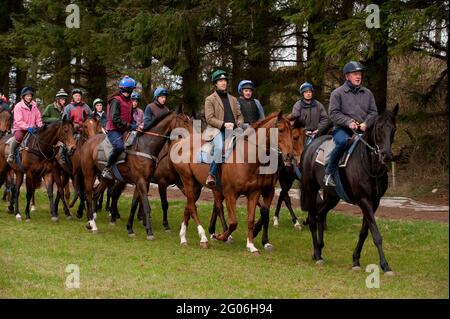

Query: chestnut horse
[[273, 124, 307, 229], [0, 119, 77, 221], [171, 112, 294, 253], [78, 106, 190, 238]]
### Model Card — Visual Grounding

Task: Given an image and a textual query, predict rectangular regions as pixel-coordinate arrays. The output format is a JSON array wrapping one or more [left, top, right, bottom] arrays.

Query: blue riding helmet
[[21, 86, 34, 97], [238, 80, 255, 95], [153, 87, 169, 99], [119, 76, 136, 89], [299, 82, 313, 94], [131, 91, 140, 100]]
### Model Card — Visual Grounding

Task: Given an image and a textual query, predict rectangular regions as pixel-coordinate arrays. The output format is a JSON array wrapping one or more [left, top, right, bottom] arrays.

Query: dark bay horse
[[0, 119, 77, 221], [79, 107, 190, 238], [273, 124, 307, 230], [172, 112, 294, 253], [300, 104, 399, 275], [0, 110, 14, 205]]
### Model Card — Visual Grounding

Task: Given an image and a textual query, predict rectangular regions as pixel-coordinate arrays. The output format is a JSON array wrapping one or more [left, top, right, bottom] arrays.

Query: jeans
[[324, 128, 351, 176], [209, 131, 224, 175], [107, 130, 125, 154]]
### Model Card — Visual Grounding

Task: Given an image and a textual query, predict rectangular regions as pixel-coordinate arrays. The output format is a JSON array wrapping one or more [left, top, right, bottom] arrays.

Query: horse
[[273, 124, 307, 229], [0, 110, 14, 206], [299, 104, 399, 274], [52, 116, 103, 218], [78, 105, 191, 238], [171, 111, 294, 253], [0, 119, 77, 221]]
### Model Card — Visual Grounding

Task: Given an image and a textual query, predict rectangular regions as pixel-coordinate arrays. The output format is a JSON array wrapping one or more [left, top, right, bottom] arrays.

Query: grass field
[[0, 190, 448, 298]]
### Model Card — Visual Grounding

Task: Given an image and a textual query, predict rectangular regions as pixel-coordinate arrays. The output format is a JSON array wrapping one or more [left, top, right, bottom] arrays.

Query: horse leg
[[158, 184, 170, 231], [273, 192, 283, 228], [352, 218, 369, 270], [282, 189, 301, 229], [13, 172, 24, 221], [136, 179, 153, 240], [316, 195, 340, 261], [255, 190, 275, 251], [24, 175, 34, 221], [105, 186, 112, 212], [55, 171, 72, 220], [127, 188, 140, 237], [188, 183, 208, 248], [360, 198, 393, 274], [42, 172, 58, 222], [245, 191, 260, 254]]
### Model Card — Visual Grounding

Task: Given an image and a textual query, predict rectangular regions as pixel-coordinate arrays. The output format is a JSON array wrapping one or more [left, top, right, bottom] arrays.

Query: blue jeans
[[325, 128, 351, 175], [107, 130, 125, 154], [209, 131, 224, 175]]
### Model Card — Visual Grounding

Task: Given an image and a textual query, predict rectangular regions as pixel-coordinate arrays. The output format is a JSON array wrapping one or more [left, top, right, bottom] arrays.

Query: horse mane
[[250, 112, 280, 128], [37, 119, 63, 133], [146, 111, 174, 130], [365, 109, 396, 131]]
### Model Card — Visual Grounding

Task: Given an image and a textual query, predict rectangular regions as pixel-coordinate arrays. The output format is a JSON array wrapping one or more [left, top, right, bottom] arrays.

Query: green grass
[[0, 190, 448, 298]]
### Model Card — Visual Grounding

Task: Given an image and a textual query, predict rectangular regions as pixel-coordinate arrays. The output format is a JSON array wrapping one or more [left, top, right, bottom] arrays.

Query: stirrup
[[102, 168, 113, 180]]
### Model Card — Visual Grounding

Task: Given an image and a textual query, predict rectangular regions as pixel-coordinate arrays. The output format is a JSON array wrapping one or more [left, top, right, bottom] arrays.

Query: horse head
[[0, 110, 12, 137], [60, 116, 78, 154], [83, 116, 102, 138], [368, 103, 399, 164]]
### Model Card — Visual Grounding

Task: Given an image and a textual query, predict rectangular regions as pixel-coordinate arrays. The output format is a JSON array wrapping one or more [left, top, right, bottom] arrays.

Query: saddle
[[315, 134, 362, 167], [96, 131, 137, 165], [197, 134, 237, 164], [4, 133, 32, 160]]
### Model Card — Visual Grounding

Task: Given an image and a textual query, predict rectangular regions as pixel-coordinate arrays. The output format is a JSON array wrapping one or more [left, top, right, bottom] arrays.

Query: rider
[[93, 98, 107, 128], [101, 76, 137, 180], [62, 88, 92, 133], [237, 80, 265, 129], [0, 88, 9, 111], [142, 87, 170, 131], [131, 91, 144, 128], [42, 88, 68, 124], [7, 86, 43, 164], [323, 61, 378, 187], [289, 82, 330, 141], [204, 69, 243, 187]]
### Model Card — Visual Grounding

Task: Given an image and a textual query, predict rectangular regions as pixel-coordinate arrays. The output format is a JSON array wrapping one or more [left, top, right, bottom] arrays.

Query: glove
[[129, 123, 137, 131], [27, 127, 35, 134]]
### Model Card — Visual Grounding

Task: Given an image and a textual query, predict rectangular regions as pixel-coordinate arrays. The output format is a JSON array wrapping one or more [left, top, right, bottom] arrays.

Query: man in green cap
[[203, 69, 243, 187], [42, 88, 68, 124]]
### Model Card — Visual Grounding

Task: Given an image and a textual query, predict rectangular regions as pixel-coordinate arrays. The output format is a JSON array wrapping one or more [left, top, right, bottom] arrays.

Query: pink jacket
[[13, 100, 44, 132]]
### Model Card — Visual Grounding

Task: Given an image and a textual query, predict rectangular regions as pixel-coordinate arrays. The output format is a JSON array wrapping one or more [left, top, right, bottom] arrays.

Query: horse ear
[[392, 103, 399, 116], [176, 104, 184, 114], [277, 110, 283, 121]]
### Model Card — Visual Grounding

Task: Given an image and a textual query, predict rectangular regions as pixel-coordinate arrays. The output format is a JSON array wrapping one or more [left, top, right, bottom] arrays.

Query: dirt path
[[138, 184, 449, 224]]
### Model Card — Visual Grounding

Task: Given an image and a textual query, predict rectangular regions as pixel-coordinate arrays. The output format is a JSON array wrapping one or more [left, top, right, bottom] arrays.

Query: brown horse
[[273, 124, 307, 229], [78, 106, 191, 238], [171, 111, 294, 253], [0, 119, 77, 221], [52, 116, 103, 217], [0, 110, 14, 205]]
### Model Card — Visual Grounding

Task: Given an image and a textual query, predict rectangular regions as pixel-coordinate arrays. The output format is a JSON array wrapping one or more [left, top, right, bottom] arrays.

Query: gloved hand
[[129, 123, 137, 131], [27, 127, 35, 134]]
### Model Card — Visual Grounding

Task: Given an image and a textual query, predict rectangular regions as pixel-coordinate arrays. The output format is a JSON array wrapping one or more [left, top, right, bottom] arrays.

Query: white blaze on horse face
[[179, 222, 187, 244], [246, 238, 259, 253], [197, 225, 208, 243]]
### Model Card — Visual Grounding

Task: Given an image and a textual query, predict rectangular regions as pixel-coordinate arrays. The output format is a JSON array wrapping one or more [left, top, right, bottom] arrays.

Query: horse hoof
[[315, 259, 325, 265], [226, 235, 234, 244], [252, 251, 260, 256], [264, 243, 274, 251], [384, 271, 395, 276], [273, 218, 279, 228], [352, 266, 361, 271], [128, 233, 136, 238], [31, 205, 36, 212], [147, 235, 155, 241], [51, 217, 59, 223], [199, 242, 209, 249], [15, 214, 22, 221], [180, 241, 188, 246], [294, 222, 302, 231], [85, 223, 92, 231], [210, 234, 218, 241]]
